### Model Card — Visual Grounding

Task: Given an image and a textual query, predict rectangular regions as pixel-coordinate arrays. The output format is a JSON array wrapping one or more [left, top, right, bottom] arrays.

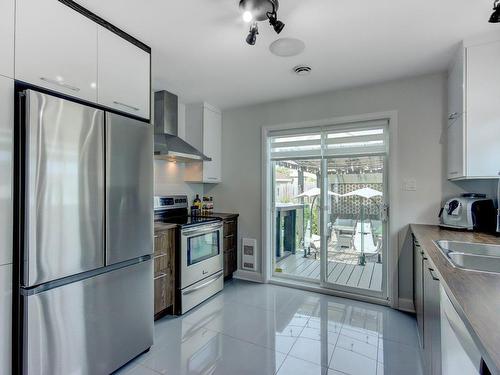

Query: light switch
[[403, 179, 417, 191]]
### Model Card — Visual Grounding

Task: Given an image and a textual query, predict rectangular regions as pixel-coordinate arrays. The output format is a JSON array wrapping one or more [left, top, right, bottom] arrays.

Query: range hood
[[154, 90, 211, 162]]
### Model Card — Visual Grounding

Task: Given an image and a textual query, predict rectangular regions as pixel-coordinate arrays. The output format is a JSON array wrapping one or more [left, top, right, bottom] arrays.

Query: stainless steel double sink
[[435, 240, 500, 273]]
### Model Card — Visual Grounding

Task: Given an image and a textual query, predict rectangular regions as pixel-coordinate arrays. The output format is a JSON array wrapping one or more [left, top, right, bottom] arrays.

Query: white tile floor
[[115, 280, 423, 375]]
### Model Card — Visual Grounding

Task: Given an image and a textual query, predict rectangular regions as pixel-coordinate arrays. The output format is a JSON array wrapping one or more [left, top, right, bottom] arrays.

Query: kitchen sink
[[435, 240, 500, 273]]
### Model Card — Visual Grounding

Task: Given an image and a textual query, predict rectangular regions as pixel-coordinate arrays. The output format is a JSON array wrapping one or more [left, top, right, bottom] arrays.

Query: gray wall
[[205, 73, 497, 304]]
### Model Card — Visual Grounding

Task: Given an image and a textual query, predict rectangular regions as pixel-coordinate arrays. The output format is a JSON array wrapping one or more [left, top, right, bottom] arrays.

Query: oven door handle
[[182, 223, 223, 237], [183, 271, 223, 295]]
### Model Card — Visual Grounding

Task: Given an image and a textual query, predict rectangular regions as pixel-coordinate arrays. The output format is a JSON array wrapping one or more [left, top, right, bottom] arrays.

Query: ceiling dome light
[[490, 0, 500, 22], [242, 11, 253, 23], [269, 38, 305, 57], [246, 22, 259, 45]]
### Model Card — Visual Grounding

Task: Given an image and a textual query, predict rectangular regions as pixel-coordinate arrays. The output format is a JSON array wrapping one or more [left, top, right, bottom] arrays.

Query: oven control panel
[[154, 195, 188, 211]]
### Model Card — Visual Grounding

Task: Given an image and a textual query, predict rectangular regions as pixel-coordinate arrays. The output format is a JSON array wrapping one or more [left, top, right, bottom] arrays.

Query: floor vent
[[241, 238, 257, 271]]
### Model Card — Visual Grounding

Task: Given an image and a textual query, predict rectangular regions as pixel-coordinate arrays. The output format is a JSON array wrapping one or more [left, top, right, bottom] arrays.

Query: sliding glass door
[[269, 121, 389, 300]]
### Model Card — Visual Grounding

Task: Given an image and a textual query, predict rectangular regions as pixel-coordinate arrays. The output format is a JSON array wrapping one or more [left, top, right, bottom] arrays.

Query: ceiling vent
[[293, 65, 312, 75]]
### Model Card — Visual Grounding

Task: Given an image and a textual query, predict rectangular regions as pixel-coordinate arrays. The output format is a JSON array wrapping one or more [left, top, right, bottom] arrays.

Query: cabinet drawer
[[154, 253, 170, 273], [223, 234, 236, 252], [224, 249, 237, 278], [154, 273, 168, 315], [223, 220, 237, 236], [15, 0, 98, 102], [154, 229, 175, 257]]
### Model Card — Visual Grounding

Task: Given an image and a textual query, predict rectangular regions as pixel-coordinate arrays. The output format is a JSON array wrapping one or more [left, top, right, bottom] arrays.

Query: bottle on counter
[[193, 194, 201, 209], [209, 197, 214, 215], [202, 196, 209, 216]]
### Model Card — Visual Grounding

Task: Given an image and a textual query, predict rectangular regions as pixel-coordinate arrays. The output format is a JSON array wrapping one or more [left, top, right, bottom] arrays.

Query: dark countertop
[[209, 212, 239, 220], [154, 213, 238, 232], [410, 224, 500, 374]]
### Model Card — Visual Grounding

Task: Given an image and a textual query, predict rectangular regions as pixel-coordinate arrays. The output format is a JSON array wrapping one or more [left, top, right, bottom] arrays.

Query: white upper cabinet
[[15, 0, 98, 102], [0, 76, 13, 266], [447, 36, 500, 179], [466, 41, 500, 178], [0, 0, 14, 78], [185, 103, 222, 183], [202, 107, 222, 183], [97, 26, 150, 119]]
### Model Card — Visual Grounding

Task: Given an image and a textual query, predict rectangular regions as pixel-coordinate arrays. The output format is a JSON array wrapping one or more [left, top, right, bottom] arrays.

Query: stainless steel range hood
[[154, 90, 211, 162]]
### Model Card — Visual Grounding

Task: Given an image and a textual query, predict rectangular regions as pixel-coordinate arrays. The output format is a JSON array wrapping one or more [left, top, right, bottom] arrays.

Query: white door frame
[[261, 111, 400, 308]]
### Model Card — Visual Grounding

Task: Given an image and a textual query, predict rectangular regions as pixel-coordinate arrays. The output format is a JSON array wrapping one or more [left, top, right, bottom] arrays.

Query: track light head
[[266, 2, 285, 34], [246, 22, 259, 45], [268, 13, 285, 34], [490, 0, 500, 23]]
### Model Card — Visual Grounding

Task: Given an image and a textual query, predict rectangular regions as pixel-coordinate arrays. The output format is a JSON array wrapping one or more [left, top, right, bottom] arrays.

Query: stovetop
[[157, 215, 221, 228], [154, 194, 221, 228]]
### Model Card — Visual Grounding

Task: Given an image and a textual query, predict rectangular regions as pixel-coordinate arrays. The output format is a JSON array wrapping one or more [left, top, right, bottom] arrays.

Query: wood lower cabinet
[[223, 216, 238, 279], [154, 227, 175, 319]]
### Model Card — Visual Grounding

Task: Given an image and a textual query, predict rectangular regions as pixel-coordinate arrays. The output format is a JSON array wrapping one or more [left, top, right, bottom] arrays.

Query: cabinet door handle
[[448, 112, 459, 120], [224, 234, 235, 239], [154, 272, 167, 280], [40, 77, 80, 92], [428, 268, 439, 281], [113, 101, 140, 111]]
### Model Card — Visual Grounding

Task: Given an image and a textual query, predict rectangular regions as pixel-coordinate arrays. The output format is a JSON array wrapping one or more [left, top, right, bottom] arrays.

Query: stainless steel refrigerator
[[16, 89, 154, 374]]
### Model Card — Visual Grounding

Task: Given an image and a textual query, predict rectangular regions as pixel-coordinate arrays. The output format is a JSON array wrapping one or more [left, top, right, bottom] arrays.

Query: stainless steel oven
[[180, 222, 224, 313], [181, 222, 223, 285], [154, 195, 224, 314]]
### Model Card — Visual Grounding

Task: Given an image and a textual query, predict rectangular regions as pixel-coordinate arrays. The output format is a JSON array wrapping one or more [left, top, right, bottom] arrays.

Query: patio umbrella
[[294, 188, 341, 257], [342, 187, 382, 199], [341, 187, 382, 263], [294, 187, 341, 198]]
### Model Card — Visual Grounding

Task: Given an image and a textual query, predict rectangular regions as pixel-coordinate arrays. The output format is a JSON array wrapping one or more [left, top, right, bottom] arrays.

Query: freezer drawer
[[23, 259, 153, 375], [106, 112, 153, 265], [24, 90, 105, 287]]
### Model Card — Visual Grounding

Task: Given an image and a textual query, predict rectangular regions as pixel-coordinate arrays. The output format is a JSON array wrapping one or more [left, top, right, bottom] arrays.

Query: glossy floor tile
[[116, 280, 423, 375]]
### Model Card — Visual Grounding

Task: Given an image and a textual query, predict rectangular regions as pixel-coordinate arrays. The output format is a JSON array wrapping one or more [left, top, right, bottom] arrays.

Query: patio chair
[[332, 217, 357, 249], [308, 222, 334, 259]]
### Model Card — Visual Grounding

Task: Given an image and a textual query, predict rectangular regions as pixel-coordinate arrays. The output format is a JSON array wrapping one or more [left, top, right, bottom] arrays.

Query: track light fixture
[[267, 2, 285, 34], [489, 0, 500, 23], [246, 22, 259, 45], [239, 0, 285, 46]]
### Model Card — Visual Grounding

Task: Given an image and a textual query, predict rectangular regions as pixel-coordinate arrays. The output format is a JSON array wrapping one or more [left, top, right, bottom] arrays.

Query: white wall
[[205, 73, 496, 304]]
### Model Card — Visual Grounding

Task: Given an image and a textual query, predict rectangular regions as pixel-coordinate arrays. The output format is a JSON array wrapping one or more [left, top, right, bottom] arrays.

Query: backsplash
[[154, 159, 203, 204]]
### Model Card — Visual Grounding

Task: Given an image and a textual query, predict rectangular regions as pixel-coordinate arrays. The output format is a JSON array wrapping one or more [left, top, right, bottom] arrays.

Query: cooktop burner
[[158, 215, 221, 228]]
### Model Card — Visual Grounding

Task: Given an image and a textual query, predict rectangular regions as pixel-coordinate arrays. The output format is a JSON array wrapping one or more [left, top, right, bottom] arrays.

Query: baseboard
[[398, 298, 415, 313], [233, 269, 264, 283]]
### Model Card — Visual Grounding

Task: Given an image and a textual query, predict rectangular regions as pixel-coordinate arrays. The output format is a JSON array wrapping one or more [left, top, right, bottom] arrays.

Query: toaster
[[439, 194, 496, 232]]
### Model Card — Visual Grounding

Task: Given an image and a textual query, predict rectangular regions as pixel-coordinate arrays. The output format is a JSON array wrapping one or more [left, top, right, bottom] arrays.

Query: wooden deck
[[275, 253, 383, 291]]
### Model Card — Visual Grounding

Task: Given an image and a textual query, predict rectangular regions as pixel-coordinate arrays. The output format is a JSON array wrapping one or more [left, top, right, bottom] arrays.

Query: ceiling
[[79, 0, 497, 109]]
